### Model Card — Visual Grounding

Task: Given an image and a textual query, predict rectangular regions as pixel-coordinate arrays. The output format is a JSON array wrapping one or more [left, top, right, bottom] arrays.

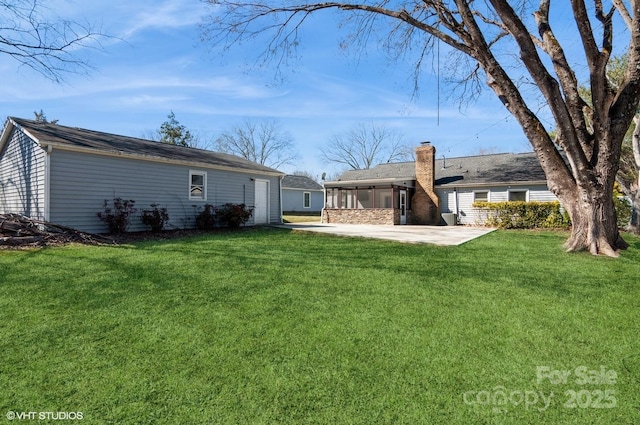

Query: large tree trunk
[[558, 186, 627, 257]]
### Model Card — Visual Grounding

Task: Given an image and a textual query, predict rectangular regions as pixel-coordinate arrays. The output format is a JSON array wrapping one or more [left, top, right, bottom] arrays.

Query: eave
[[39, 141, 285, 177], [324, 177, 416, 188]]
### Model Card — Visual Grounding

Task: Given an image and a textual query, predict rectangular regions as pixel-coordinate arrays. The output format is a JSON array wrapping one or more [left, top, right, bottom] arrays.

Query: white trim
[[0, 119, 15, 153], [324, 177, 416, 187], [189, 170, 207, 201], [508, 189, 529, 202], [37, 141, 284, 177], [303, 191, 311, 208], [473, 189, 490, 203], [44, 145, 52, 221], [399, 190, 407, 225], [438, 180, 548, 189], [279, 175, 284, 224], [254, 179, 270, 224]]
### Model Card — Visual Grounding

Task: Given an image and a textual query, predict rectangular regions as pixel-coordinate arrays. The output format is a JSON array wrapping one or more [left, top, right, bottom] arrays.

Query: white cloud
[[115, 0, 209, 39]]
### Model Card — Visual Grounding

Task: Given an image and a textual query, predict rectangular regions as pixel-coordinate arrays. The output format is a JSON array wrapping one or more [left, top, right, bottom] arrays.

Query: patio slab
[[276, 223, 496, 246]]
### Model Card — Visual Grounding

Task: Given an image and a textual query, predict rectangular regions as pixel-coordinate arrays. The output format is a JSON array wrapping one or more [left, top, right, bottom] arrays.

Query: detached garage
[[0, 117, 284, 233]]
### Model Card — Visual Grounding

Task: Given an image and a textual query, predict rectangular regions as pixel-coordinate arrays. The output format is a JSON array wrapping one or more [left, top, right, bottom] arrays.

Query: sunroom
[[322, 178, 415, 225]]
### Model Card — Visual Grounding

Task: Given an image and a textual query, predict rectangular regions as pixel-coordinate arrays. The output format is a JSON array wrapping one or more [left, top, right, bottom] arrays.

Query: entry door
[[254, 180, 269, 224], [399, 190, 407, 225]]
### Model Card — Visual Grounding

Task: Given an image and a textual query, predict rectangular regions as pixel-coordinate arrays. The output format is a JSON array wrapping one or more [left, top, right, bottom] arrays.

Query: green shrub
[[472, 201, 570, 229], [614, 196, 632, 229], [195, 204, 217, 230], [216, 203, 253, 228], [141, 204, 169, 232], [97, 197, 137, 234]]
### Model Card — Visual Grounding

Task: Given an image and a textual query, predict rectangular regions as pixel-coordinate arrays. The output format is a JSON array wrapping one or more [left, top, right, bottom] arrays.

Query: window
[[303, 192, 311, 208], [357, 189, 373, 208], [508, 190, 527, 202], [189, 170, 207, 200], [341, 190, 355, 208], [374, 188, 393, 208], [474, 191, 489, 202], [327, 188, 337, 208]]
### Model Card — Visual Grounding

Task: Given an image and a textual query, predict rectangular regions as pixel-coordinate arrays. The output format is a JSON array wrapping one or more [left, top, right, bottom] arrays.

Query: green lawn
[[282, 212, 321, 223], [1, 229, 639, 424]]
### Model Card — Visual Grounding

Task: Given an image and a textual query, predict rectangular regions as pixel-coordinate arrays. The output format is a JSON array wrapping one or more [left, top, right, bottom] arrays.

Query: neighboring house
[[322, 142, 557, 225], [0, 117, 284, 233], [281, 175, 324, 213]]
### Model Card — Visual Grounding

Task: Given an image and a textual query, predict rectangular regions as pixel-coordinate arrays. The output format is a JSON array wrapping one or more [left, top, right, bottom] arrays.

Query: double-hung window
[[189, 170, 207, 200]]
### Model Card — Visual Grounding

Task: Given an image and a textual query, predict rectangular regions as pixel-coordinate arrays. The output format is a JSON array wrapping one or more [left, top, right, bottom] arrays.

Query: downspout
[[454, 188, 459, 220]]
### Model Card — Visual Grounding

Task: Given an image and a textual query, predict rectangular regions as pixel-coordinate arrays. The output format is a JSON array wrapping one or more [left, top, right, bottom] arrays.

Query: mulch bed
[[0, 214, 217, 249]]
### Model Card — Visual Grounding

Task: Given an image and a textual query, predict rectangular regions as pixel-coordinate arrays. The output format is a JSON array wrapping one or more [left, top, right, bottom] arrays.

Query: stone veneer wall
[[322, 208, 398, 225]]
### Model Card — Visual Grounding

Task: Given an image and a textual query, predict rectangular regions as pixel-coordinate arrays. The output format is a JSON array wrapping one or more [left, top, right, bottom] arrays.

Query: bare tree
[[609, 12, 640, 234], [617, 117, 640, 233], [320, 122, 412, 170], [215, 119, 299, 169], [580, 54, 640, 234], [1, 0, 105, 82], [292, 170, 321, 183], [202, 1, 640, 256]]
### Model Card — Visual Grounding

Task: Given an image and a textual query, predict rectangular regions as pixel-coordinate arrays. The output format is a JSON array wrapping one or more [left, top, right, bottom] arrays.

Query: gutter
[[324, 177, 417, 187], [435, 180, 549, 189]]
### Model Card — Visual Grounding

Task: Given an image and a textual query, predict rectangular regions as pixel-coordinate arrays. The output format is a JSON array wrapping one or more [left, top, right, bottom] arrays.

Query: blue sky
[[1, 0, 546, 176]]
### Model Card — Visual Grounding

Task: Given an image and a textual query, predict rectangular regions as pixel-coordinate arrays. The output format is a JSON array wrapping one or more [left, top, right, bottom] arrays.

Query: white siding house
[[323, 148, 558, 226], [434, 152, 556, 225], [0, 117, 284, 233]]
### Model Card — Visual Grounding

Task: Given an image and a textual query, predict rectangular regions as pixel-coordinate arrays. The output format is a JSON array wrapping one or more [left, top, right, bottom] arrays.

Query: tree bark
[[559, 185, 627, 257], [629, 192, 640, 234]]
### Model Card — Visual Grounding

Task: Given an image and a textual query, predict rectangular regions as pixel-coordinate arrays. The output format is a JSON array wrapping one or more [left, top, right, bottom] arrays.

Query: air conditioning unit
[[441, 213, 457, 226]]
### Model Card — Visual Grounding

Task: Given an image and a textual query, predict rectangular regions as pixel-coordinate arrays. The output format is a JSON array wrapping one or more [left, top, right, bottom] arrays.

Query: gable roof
[[327, 152, 549, 187], [282, 175, 323, 190], [3, 117, 284, 176]]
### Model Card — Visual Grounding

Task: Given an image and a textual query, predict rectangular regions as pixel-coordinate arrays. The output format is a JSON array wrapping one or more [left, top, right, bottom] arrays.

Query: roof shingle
[[9, 117, 283, 175], [328, 152, 549, 187], [282, 175, 323, 190]]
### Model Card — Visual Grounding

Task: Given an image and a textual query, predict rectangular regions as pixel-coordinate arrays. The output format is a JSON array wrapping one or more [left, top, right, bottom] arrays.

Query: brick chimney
[[411, 142, 439, 224]]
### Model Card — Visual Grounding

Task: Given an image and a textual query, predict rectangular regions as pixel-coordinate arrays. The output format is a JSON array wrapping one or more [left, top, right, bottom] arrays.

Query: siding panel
[[282, 189, 323, 212], [0, 129, 46, 219], [447, 184, 558, 225], [49, 149, 281, 233]]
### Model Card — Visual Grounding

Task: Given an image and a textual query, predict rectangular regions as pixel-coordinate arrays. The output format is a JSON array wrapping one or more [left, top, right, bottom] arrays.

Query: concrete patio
[[276, 223, 496, 246]]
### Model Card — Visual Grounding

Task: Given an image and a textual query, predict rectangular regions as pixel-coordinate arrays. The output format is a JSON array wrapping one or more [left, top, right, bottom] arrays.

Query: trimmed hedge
[[472, 201, 571, 229]]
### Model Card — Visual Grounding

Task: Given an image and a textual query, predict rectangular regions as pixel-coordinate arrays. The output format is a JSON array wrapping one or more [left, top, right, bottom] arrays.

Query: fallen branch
[[0, 214, 114, 247]]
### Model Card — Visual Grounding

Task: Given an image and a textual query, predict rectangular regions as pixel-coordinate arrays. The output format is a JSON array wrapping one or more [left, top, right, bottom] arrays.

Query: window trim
[[303, 191, 311, 208], [473, 190, 490, 203], [189, 170, 207, 201], [508, 189, 529, 202]]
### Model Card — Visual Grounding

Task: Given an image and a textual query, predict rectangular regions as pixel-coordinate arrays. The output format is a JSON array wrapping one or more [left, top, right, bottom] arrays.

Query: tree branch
[[1, 0, 107, 82]]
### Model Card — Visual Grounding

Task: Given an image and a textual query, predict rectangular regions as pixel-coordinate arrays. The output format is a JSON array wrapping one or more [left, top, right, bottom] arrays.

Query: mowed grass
[[1, 229, 639, 424], [282, 213, 321, 223]]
